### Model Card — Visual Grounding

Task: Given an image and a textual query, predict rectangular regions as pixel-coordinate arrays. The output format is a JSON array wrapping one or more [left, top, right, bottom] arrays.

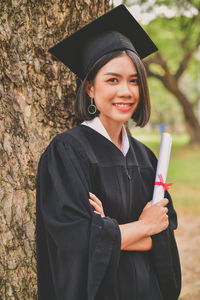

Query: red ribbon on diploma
[[155, 174, 173, 191]]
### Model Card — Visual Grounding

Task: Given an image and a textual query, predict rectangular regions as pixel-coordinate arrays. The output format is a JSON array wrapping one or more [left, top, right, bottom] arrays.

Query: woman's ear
[[86, 80, 94, 98]]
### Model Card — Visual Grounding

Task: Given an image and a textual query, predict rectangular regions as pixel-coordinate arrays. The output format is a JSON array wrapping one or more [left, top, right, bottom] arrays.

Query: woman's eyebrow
[[104, 72, 138, 77]]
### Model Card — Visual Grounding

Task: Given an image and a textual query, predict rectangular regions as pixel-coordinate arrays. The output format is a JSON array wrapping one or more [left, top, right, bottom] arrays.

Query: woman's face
[[86, 53, 140, 127]]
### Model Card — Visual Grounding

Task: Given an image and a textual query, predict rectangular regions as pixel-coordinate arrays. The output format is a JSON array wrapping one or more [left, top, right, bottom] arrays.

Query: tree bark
[[0, 1, 109, 299]]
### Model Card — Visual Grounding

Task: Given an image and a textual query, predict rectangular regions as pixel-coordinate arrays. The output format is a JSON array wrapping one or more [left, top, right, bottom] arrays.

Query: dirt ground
[[175, 213, 200, 300]]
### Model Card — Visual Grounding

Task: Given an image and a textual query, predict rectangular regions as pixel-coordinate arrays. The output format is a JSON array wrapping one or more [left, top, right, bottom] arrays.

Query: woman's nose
[[118, 81, 132, 97]]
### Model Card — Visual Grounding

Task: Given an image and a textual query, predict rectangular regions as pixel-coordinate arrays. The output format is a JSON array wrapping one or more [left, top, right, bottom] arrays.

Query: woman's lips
[[113, 103, 134, 112]]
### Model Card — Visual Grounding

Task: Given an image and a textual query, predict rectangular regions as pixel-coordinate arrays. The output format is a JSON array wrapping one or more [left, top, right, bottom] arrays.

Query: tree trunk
[[0, 1, 109, 299], [145, 53, 200, 144], [163, 80, 200, 144]]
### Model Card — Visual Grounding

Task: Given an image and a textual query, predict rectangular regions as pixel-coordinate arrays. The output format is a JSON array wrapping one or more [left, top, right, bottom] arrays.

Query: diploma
[[152, 133, 172, 205]]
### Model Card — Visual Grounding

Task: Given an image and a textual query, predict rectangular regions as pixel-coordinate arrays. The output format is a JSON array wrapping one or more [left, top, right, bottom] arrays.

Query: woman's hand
[[119, 198, 169, 251], [89, 192, 105, 217], [139, 198, 169, 236]]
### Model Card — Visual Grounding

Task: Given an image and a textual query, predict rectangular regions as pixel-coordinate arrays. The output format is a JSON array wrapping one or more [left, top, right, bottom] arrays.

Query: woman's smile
[[113, 102, 134, 111]]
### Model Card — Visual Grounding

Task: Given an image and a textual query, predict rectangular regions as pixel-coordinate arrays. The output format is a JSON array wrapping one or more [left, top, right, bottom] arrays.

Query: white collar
[[81, 116, 130, 156]]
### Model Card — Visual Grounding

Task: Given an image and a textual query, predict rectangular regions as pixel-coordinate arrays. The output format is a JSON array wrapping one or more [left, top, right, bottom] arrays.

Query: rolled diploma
[[152, 133, 172, 205]]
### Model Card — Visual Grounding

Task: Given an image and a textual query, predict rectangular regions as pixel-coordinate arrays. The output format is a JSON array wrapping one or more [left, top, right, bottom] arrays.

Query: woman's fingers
[[139, 197, 170, 235], [89, 198, 101, 211], [144, 201, 152, 209], [163, 206, 168, 214], [156, 198, 169, 207], [89, 192, 103, 207], [89, 192, 105, 217], [89, 199, 105, 217], [89, 199, 101, 213]]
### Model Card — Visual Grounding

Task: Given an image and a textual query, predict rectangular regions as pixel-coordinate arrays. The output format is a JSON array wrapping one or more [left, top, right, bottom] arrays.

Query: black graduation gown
[[36, 125, 181, 300]]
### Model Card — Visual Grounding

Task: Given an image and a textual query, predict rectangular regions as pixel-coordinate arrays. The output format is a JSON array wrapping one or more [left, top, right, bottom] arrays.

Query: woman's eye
[[107, 78, 118, 83], [130, 78, 139, 85]]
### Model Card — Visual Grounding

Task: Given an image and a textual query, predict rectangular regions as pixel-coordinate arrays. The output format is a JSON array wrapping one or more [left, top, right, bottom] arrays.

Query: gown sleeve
[[36, 135, 121, 300], [146, 146, 182, 300]]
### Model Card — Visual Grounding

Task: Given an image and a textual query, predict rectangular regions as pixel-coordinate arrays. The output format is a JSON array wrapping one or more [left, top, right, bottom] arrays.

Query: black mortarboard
[[48, 5, 158, 79]]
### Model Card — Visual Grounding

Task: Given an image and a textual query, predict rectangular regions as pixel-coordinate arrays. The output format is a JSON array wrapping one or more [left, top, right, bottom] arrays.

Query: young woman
[[36, 5, 181, 300]]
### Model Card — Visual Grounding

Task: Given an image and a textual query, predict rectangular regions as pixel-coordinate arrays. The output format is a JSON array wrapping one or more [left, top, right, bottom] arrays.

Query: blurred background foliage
[[111, 0, 200, 144]]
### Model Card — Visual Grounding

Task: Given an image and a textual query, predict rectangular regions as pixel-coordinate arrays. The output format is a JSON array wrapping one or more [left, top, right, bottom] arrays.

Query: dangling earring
[[88, 98, 97, 115]]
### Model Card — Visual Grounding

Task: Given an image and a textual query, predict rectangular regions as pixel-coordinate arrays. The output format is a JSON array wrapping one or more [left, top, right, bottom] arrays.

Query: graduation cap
[[48, 5, 158, 79]]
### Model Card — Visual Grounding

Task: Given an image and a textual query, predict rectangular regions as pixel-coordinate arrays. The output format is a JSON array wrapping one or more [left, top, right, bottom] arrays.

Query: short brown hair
[[75, 50, 150, 127]]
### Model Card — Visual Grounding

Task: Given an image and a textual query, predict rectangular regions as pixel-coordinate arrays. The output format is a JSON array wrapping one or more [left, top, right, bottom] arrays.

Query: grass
[[130, 128, 200, 214]]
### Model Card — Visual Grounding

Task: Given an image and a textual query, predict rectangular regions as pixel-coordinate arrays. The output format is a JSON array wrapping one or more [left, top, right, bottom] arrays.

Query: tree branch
[[145, 63, 164, 82], [144, 52, 171, 83], [175, 47, 199, 80]]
